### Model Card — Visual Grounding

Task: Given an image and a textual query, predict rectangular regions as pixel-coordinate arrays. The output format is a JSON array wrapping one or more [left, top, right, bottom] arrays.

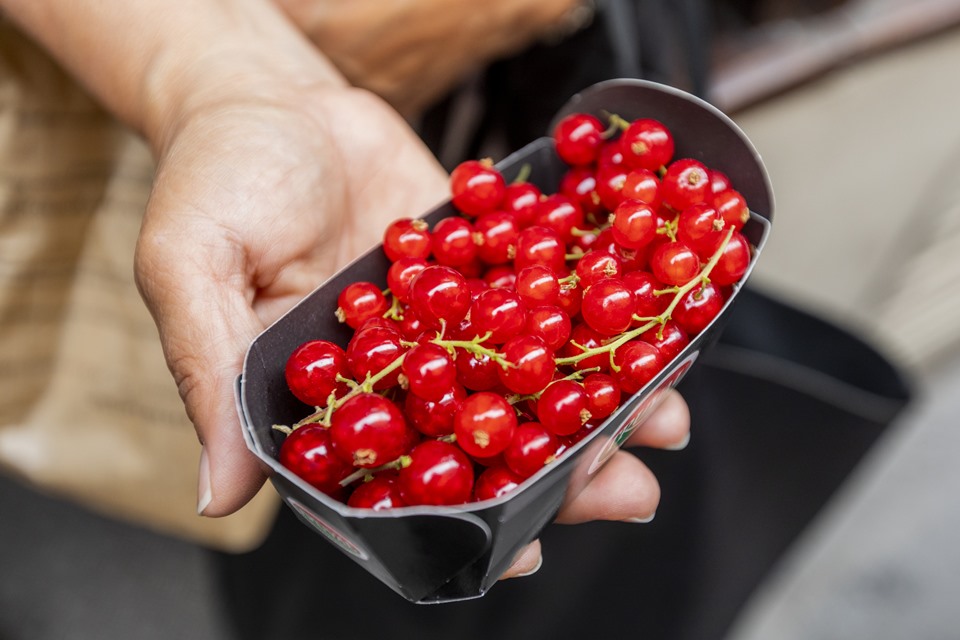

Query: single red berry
[[501, 181, 542, 228], [404, 382, 466, 437], [347, 474, 406, 511], [534, 194, 584, 244], [516, 265, 560, 307], [594, 162, 630, 211], [674, 282, 725, 335], [470, 288, 527, 344], [710, 231, 751, 285], [598, 139, 626, 167], [401, 342, 456, 401], [676, 203, 726, 256], [641, 320, 689, 363], [622, 271, 669, 320], [514, 225, 567, 274], [498, 334, 555, 395], [537, 380, 591, 436], [503, 422, 561, 478], [454, 391, 518, 458], [661, 158, 710, 211], [524, 305, 572, 351], [713, 189, 751, 231], [383, 218, 431, 262], [330, 393, 411, 468], [620, 118, 674, 171], [399, 440, 475, 506], [553, 112, 605, 166], [582, 372, 621, 420], [430, 216, 477, 267], [386, 256, 428, 303], [559, 166, 603, 217], [284, 340, 351, 407], [621, 169, 661, 207], [473, 210, 519, 265], [612, 341, 664, 395], [482, 265, 517, 290], [650, 241, 701, 286], [450, 159, 506, 216], [279, 424, 352, 497], [345, 326, 405, 390], [611, 199, 658, 250], [454, 347, 502, 391], [473, 466, 525, 502], [709, 169, 732, 194], [408, 265, 472, 329], [581, 278, 637, 336], [575, 250, 623, 287], [336, 282, 389, 329], [556, 280, 583, 317]]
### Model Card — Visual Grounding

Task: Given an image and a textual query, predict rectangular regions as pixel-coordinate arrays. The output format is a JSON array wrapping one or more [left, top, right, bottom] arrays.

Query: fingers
[[499, 539, 543, 580], [555, 450, 660, 524], [623, 389, 691, 450], [135, 213, 269, 518]]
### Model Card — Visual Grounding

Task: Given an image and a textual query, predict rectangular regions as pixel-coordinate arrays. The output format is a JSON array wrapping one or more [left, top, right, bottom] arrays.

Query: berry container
[[235, 79, 774, 603]]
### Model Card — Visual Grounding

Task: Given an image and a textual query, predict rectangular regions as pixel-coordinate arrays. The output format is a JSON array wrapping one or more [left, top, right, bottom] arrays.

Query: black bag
[[212, 286, 911, 640]]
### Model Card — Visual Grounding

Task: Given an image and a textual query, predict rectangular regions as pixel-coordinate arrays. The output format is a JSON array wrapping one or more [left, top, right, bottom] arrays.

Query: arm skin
[[1, 0, 690, 579]]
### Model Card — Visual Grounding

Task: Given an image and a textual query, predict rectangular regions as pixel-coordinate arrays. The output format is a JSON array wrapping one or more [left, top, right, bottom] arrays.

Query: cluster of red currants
[[276, 112, 753, 511]]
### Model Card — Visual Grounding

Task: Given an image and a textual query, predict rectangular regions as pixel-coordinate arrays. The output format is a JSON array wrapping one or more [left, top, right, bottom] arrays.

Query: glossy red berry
[[399, 440, 474, 506], [622, 271, 669, 319], [347, 474, 406, 510], [404, 382, 466, 437], [386, 256, 428, 302], [537, 380, 591, 436], [431, 216, 477, 267], [473, 211, 519, 265], [514, 225, 566, 274], [611, 199, 657, 249], [641, 320, 690, 363], [581, 278, 637, 336], [408, 265, 472, 329], [676, 203, 726, 256], [473, 466, 524, 501], [714, 188, 750, 231], [534, 194, 584, 243], [560, 323, 609, 372], [650, 241, 701, 286], [553, 112, 605, 166], [345, 326, 405, 390], [575, 250, 622, 287], [450, 159, 505, 216], [503, 422, 560, 478], [710, 231, 751, 285], [673, 282, 725, 335], [454, 391, 518, 458], [498, 334, 555, 395], [330, 393, 411, 468], [501, 181, 542, 228], [516, 265, 560, 307], [594, 162, 630, 211], [559, 167, 603, 217], [582, 372, 621, 420], [470, 289, 527, 344], [336, 282, 388, 329], [383, 218, 431, 262], [612, 341, 664, 395], [401, 342, 456, 401], [284, 340, 351, 407], [524, 305, 572, 351], [279, 424, 352, 497], [621, 169, 661, 207], [661, 158, 710, 211], [620, 118, 674, 171]]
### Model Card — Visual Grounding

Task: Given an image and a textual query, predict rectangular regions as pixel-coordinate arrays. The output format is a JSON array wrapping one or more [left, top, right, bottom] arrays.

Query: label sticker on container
[[288, 498, 369, 561], [587, 351, 699, 476]]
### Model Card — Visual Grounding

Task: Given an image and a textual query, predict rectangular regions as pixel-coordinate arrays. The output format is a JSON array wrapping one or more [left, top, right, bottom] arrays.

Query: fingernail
[[625, 512, 656, 524], [665, 432, 690, 451], [197, 447, 213, 516], [515, 554, 543, 578]]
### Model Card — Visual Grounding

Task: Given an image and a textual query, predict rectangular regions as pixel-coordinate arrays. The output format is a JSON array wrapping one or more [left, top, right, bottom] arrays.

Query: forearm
[[1, 0, 345, 153]]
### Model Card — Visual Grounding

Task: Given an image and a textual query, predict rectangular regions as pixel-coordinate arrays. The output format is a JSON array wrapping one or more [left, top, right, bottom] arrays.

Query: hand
[[273, 0, 587, 117], [135, 79, 451, 517]]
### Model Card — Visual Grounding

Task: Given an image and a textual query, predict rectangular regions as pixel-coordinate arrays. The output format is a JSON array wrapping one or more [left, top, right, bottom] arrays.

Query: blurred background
[[2, 0, 960, 637]]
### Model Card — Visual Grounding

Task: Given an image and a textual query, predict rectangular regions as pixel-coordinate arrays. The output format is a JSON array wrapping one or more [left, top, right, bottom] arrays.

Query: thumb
[[135, 218, 269, 518]]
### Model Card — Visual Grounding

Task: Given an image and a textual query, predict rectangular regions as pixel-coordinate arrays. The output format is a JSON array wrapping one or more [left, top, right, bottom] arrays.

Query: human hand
[[272, 0, 590, 117]]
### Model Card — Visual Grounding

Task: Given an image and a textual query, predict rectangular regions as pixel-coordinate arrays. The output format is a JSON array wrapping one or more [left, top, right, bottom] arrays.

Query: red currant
[[336, 282, 388, 329], [674, 282, 725, 335], [450, 159, 505, 216], [661, 158, 710, 211], [503, 422, 560, 478], [408, 265, 471, 330], [454, 391, 518, 458], [473, 466, 524, 501], [330, 393, 411, 468], [383, 218, 431, 262], [347, 474, 406, 510], [612, 341, 664, 395], [431, 216, 477, 267], [650, 241, 701, 286], [620, 118, 674, 171], [404, 382, 466, 437], [553, 112, 605, 166], [470, 288, 527, 344], [581, 278, 637, 336], [399, 440, 474, 506], [279, 423, 352, 497], [537, 380, 591, 436], [284, 340, 351, 407], [498, 334, 555, 395], [401, 342, 456, 401], [473, 210, 519, 265], [611, 199, 657, 249]]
